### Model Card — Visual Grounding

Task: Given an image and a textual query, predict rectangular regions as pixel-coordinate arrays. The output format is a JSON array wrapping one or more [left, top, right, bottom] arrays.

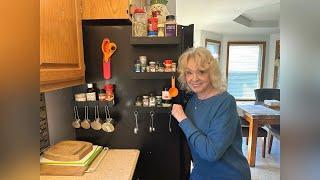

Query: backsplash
[[40, 93, 50, 153]]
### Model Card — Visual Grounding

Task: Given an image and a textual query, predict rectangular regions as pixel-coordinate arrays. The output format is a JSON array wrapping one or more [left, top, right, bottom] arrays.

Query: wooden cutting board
[[43, 140, 93, 161]]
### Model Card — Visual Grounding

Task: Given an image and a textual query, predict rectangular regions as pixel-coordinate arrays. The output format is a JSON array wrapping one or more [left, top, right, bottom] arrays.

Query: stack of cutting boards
[[40, 140, 103, 176]]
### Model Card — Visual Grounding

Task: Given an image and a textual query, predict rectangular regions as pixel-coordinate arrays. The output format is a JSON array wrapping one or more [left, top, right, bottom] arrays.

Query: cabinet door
[[81, 0, 129, 20], [40, 0, 85, 92]]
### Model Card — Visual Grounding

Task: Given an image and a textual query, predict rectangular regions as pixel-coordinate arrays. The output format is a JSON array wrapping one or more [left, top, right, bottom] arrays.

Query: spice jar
[[134, 59, 141, 72], [149, 93, 156, 107], [74, 93, 86, 102], [157, 23, 165, 37], [135, 96, 143, 106], [156, 95, 162, 107], [162, 88, 172, 100], [172, 62, 177, 72], [105, 84, 115, 105], [165, 15, 177, 37], [163, 59, 173, 72], [86, 83, 96, 101], [149, 61, 156, 72], [142, 95, 149, 107], [132, 8, 147, 37], [139, 56, 147, 66], [98, 89, 107, 101]]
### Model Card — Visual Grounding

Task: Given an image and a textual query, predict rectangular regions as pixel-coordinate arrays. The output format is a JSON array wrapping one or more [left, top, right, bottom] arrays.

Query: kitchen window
[[205, 39, 221, 63], [226, 42, 266, 100]]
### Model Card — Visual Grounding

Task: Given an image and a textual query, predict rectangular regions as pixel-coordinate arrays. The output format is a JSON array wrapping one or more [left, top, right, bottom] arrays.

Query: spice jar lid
[[166, 15, 176, 21], [134, 8, 145, 13], [143, 95, 149, 98], [149, 61, 156, 65], [164, 59, 173, 64]]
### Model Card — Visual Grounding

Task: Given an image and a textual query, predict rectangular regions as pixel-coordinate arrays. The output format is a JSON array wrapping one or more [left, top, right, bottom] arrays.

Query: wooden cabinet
[[40, 0, 85, 92], [81, 0, 129, 20]]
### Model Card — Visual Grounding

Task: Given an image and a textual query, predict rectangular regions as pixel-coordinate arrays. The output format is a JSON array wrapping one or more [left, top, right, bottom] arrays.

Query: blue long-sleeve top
[[179, 91, 251, 180]]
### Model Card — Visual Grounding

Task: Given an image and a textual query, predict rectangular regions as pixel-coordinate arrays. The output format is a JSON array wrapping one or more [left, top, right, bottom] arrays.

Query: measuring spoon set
[[72, 105, 115, 132]]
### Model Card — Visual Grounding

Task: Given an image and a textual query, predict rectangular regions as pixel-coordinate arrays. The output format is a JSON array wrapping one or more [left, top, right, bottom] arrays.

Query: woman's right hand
[[171, 104, 187, 122]]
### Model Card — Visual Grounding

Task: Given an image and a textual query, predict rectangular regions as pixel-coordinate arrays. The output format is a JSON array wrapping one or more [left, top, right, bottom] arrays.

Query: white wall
[[267, 33, 280, 87], [45, 88, 75, 145]]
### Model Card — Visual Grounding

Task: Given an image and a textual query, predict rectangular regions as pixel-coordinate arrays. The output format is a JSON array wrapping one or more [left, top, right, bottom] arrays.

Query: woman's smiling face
[[185, 59, 213, 96]]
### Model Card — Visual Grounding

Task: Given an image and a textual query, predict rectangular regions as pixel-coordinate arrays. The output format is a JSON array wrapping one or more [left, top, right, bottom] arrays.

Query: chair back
[[254, 88, 280, 102]]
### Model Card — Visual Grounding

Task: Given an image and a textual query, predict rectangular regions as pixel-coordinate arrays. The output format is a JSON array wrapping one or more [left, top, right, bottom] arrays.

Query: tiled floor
[[242, 137, 280, 180]]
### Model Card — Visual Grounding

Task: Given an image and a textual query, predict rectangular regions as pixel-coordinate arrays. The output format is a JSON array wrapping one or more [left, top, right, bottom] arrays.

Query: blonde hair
[[177, 47, 226, 93]]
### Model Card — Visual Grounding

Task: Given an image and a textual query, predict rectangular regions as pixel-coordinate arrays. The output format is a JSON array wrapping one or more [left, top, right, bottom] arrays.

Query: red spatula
[[101, 38, 117, 79]]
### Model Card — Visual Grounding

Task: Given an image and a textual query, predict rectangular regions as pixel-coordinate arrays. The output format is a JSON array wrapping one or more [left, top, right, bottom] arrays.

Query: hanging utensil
[[133, 111, 139, 134], [102, 105, 115, 132], [150, 111, 155, 132], [101, 38, 117, 80], [72, 106, 81, 128], [91, 105, 102, 130], [81, 106, 91, 129], [168, 76, 178, 97], [168, 111, 172, 133]]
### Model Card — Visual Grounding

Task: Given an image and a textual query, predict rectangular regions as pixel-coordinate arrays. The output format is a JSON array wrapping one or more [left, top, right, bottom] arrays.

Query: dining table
[[237, 102, 280, 167]]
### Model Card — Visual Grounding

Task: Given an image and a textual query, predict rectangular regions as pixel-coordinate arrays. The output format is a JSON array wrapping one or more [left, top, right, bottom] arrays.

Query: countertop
[[40, 149, 140, 180]]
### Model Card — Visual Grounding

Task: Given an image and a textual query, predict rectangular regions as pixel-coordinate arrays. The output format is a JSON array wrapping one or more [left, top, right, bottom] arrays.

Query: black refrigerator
[[73, 23, 194, 180]]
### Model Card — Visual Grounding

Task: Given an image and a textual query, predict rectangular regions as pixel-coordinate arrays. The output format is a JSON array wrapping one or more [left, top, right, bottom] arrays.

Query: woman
[[171, 47, 251, 180]]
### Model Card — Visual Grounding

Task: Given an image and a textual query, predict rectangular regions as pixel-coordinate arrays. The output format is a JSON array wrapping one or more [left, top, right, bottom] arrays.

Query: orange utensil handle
[[102, 39, 117, 63], [171, 76, 176, 88], [101, 38, 117, 80]]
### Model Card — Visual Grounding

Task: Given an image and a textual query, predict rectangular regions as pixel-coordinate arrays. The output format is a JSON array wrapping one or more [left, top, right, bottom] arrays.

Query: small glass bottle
[[105, 84, 115, 105], [142, 96, 149, 107], [86, 83, 96, 101], [135, 59, 141, 72], [149, 93, 156, 107], [157, 23, 165, 37], [98, 89, 107, 101], [165, 15, 177, 37], [149, 61, 156, 72], [135, 96, 143, 106], [156, 95, 162, 107]]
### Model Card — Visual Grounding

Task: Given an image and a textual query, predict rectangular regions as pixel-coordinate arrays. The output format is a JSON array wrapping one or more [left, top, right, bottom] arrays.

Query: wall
[[267, 33, 280, 87], [45, 87, 75, 145]]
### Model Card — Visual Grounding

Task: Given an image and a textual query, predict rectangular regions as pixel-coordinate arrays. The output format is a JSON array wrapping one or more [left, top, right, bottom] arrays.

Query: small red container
[[148, 17, 158, 32]]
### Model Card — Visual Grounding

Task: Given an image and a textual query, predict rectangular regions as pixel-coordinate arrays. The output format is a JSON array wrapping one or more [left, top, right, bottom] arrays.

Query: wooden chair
[[254, 88, 280, 154], [240, 117, 268, 158]]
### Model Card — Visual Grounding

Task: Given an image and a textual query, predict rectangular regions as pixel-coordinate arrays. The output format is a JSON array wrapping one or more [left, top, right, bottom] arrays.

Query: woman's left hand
[[171, 104, 187, 122]]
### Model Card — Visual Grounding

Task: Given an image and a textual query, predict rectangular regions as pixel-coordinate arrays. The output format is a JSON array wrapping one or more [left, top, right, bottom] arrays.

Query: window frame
[[226, 41, 266, 101], [205, 38, 221, 62]]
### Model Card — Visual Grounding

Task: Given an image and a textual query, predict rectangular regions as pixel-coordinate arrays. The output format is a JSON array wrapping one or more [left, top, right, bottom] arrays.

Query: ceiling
[[176, 0, 280, 35]]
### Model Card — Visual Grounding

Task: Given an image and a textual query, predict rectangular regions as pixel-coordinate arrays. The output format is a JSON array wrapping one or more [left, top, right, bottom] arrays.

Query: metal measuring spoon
[[72, 106, 81, 128], [91, 105, 102, 130], [102, 105, 115, 132], [133, 111, 139, 134], [81, 106, 91, 129], [150, 111, 155, 132], [168, 111, 172, 133]]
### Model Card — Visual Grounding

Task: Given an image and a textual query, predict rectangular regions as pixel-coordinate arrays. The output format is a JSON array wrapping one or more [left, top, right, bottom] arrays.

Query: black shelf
[[74, 101, 114, 107], [130, 36, 180, 45], [131, 72, 177, 79], [133, 106, 172, 114]]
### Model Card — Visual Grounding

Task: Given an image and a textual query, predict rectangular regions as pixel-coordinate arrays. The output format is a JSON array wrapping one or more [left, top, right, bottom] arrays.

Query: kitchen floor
[[242, 137, 280, 180]]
